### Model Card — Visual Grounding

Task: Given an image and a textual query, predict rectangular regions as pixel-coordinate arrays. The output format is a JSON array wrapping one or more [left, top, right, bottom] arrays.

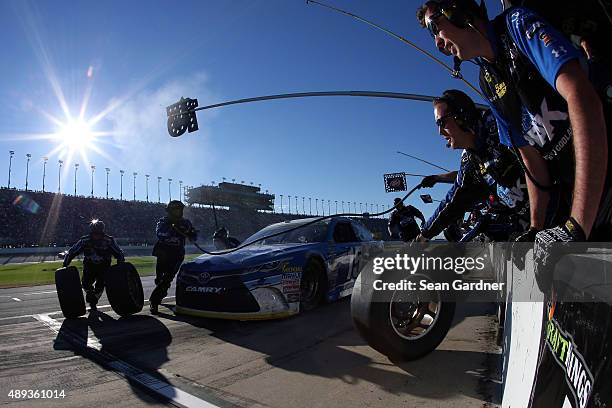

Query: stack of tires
[[55, 262, 144, 318]]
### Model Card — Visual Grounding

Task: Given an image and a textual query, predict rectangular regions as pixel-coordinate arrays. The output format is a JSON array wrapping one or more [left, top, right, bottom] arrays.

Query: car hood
[[187, 242, 322, 271]]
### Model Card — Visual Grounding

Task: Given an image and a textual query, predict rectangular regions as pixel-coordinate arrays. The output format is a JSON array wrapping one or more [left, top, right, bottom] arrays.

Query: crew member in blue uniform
[[212, 227, 241, 250], [416, 0, 610, 245], [63, 219, 125, 310], [418, 89, 528, 240], [149, 200, 197, 314], [388, 198, 426, 241]]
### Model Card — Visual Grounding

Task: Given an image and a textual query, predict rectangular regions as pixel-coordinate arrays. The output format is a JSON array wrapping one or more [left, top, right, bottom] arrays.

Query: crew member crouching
[[63, 219, 125, 311]]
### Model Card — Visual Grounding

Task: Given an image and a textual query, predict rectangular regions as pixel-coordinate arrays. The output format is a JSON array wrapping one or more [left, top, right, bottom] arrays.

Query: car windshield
[[243, 221, 329, 245]]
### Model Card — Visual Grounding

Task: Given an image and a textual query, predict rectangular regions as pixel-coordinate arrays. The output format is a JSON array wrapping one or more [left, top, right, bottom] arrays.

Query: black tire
[[300, 258, 326, 312], [55, 266, 86, 319], [351, 273, 456, 361], [105, 262, 144, 316]]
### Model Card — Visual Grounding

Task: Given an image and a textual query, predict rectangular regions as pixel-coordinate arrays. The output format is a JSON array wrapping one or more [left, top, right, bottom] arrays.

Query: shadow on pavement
[[153, 297, 499, 404], [54, 311, 174, 405]]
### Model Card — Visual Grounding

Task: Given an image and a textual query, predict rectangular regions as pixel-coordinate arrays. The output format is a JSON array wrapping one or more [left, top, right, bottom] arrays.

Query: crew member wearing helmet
[[212, 227, 241, 250], [149, 200, 197, 314], [388, 198, 426, 242], [417, 89, 528, 241], [63, 219, 125, 311]]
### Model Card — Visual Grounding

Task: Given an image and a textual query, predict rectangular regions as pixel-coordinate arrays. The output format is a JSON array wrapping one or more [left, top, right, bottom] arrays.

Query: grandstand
[[186, 182, 274, 211], [0, 187, 389, 249]]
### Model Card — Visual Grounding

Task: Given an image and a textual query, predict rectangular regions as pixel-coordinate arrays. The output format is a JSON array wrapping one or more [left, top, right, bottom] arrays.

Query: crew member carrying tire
[[212, 227, 241, 250], [388, 198, 426, 242], [149, 200, 197, 314], [62, 219, 125, 311]]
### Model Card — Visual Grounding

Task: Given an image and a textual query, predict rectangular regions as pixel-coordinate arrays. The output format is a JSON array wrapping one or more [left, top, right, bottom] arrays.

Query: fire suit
[[421, 110, 529, 239], [150, 217, 197, 306], [63, 234, 125, 305]]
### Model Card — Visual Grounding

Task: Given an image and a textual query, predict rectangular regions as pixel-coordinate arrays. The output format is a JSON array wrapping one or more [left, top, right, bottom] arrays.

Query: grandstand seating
[[0, 188, 389, 247]]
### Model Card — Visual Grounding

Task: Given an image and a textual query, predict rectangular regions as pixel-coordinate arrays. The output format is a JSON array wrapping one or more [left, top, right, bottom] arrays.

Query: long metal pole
[[157, 177, 161, 203], [304, 0, 483, 97], [397, 151, 450, 172], [91, 165, 95, 197], [188, 91, 487, 114], [25, 154, 31, 191], [7, 151, 14, 189], [74, 163, 79, 196], [42, 157, 48, 192], [133, 172, 138, 201], [105, 168, 110, 199], [58, 160, 63, 193], [120, 170, 124, 200], [145, 175, 150, 202]]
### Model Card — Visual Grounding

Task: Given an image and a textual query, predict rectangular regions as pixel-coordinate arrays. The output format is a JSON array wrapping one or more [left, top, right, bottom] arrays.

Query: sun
[[55, 119, 95, 150]]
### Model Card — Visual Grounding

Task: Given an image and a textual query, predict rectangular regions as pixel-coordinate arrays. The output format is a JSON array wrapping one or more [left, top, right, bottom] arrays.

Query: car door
[[330, 221, 361, 291]]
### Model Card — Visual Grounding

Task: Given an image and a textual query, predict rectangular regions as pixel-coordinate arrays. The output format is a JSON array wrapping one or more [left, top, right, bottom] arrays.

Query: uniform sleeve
[[186, 220, 197, 240], [156, 219, 171, 239], [485, 98, 527, 148], [65, 238, 85, 263], [505, 7, 580, 90], [409, 205, 425, 224], [109, 237, 125, 262], [421, 158, 489, 239]]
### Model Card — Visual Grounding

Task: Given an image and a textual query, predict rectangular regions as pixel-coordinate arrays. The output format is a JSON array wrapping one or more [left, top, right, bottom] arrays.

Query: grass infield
[[0, 255, 200, 288]]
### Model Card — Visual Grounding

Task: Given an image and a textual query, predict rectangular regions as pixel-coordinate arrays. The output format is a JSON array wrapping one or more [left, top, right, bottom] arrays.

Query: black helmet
[[90, 219, 105, 234], [166, 200, 185, 211], [394, 198, 404, 207], [434, 89, 479, 131], [213, 227, 229, 239]]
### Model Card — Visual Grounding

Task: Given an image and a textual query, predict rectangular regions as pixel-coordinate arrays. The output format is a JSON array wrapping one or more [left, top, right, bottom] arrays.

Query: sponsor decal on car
[[281, 272, 301, 294], [185, 286, 226, 294], [281, 265, 302, 274]]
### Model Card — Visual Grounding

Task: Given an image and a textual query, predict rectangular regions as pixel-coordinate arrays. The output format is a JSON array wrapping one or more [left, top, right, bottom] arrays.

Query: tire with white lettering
[[106, 262, 144, 316], [300, 258, 326, 311], [55, 266, 86, 319], [351, 273, 455, 361]]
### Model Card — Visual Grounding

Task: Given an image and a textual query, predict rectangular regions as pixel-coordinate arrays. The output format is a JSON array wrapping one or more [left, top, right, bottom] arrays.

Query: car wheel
[[352, 272, 455, 361], [300, 258, 326, 311]]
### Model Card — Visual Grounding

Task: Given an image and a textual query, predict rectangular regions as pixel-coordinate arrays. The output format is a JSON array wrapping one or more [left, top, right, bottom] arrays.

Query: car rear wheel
[[300, 259, 326, 311]]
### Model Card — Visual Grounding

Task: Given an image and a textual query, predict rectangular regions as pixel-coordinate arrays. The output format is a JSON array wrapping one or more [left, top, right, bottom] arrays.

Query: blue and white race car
[[175, 217, 383, 320]]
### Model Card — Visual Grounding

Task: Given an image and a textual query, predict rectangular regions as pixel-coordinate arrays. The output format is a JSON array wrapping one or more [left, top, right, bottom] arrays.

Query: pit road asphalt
[[0, 275, 501, 407]]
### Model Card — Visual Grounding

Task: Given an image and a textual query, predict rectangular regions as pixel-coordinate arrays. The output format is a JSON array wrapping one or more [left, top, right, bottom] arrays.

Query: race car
[[175, 217, 383, 320]]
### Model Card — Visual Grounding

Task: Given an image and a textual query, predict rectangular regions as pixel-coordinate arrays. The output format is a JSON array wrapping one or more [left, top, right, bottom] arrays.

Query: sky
[[0, 0, 503, 218]]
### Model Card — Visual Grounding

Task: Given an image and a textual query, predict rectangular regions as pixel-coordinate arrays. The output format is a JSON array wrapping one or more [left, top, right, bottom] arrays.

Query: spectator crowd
[[0, 188, 389, 248]]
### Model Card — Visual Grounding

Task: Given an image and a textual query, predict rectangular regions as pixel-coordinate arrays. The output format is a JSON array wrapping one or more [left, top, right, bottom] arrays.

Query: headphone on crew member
[[434, 89, 479, 133], [428, 0, 486, 31]]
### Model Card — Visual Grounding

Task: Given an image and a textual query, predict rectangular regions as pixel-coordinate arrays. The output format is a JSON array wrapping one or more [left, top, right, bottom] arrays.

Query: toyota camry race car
[[175, 217, 383, 320]]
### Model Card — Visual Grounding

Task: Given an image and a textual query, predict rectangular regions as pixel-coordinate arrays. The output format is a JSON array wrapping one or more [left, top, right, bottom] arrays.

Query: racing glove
[[421, 175, 438, 188], [533, 218, 586, 295], [511, 227, 539, 270]]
